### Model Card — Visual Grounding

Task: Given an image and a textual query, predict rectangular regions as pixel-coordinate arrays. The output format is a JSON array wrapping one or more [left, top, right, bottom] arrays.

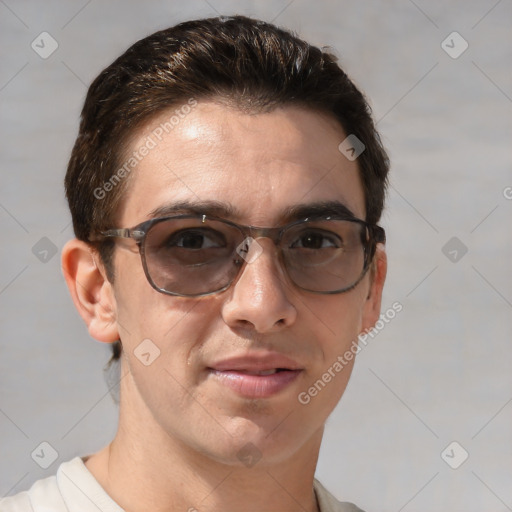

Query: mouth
[[207, 354, 303, 398]]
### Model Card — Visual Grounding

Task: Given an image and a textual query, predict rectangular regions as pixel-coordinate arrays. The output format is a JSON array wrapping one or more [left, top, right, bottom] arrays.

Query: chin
[[203, 414, 318, 468]]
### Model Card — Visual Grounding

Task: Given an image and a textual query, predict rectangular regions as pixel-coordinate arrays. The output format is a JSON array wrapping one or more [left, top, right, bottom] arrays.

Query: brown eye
[[165, 229, 226, 249], [290, 230, 341, 249]]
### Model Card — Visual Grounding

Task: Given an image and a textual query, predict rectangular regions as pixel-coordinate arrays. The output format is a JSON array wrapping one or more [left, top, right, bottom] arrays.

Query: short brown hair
[[64, 15, 390, 363]]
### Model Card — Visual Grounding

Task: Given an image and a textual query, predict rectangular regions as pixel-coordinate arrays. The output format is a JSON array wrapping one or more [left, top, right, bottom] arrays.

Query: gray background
[[1, 1, 511, 510]]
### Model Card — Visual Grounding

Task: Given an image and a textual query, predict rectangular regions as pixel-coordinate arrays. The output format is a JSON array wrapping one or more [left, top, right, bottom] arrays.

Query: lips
[[209, 353, 302, 372], [242, 369, 280, 376], [207, 353, 303, 398]]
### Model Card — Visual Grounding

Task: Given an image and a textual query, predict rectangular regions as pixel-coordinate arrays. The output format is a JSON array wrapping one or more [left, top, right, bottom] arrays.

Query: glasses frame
[[91, 213, 386, 297]]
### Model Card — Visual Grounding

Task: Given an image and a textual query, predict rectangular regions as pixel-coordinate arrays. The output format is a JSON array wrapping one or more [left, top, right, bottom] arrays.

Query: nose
[[221, 238, 297, 333]]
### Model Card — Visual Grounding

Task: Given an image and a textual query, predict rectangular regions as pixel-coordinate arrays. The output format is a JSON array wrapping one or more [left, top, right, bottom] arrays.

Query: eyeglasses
[[91, 214, 385, 297]]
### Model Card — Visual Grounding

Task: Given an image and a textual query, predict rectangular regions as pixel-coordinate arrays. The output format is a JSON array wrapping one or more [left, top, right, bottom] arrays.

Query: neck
[[85, 377, 323, 512], [86, 432, 322, 512]]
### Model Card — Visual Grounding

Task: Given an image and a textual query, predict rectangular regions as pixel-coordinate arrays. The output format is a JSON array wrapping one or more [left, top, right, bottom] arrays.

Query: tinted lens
[[141, 217, 370, 296], [143, 217, 243, 296], [282, 219, 367, 292]]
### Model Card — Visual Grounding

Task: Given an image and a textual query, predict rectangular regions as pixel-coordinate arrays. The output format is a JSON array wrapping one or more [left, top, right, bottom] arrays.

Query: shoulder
[[0, 473, 65, 511], [0, 456, 124, 512], [314, 479, 366, 512]]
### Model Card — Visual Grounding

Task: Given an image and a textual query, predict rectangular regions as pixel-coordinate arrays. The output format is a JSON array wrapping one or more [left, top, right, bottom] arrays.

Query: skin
[[62, 101, 386, 512]]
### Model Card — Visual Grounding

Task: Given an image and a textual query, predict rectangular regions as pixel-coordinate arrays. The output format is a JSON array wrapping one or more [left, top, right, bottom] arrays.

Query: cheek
[[308, 285, 368, 347], [112, 250, 174, 338], [115, 285, 209, 359], [297, 289, 367, 388], [112, 250, 221, 378]]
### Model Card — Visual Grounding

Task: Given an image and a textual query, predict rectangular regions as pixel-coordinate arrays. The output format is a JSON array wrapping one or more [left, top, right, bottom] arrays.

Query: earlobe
[[61, 239, 119, 343], [361, 244, 387, 332]]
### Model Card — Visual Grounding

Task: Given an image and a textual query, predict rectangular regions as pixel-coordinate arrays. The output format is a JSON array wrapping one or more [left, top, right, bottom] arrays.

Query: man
[[2, 15, 388, 512]]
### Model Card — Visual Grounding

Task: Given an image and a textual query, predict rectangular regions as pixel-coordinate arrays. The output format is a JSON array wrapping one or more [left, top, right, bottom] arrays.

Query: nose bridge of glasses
[[234, 227, 288, 289], [231, 225, 284, 271], [246, 225, 283, 246]]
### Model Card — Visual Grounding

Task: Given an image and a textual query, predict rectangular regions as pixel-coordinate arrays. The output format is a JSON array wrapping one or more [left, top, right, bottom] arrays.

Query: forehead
[[117, 101, 365, 226]]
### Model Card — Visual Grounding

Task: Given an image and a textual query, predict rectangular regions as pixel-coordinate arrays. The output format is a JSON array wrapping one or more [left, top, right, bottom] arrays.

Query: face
[[101, 101, 385, 466]]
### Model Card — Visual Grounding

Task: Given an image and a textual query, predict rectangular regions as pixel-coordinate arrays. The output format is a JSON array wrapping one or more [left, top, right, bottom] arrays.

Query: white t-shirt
[[1, 456, 364, 512]]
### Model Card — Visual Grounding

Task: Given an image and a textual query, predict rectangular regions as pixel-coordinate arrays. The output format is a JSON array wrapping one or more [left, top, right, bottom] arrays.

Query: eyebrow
[[147, 199, 359, 224], [148, 200, 239, 220]]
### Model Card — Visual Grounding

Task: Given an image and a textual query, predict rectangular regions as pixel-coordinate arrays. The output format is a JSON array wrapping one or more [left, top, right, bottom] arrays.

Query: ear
[[61, 239, 119, 343], [360, 244, 387, 332]]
